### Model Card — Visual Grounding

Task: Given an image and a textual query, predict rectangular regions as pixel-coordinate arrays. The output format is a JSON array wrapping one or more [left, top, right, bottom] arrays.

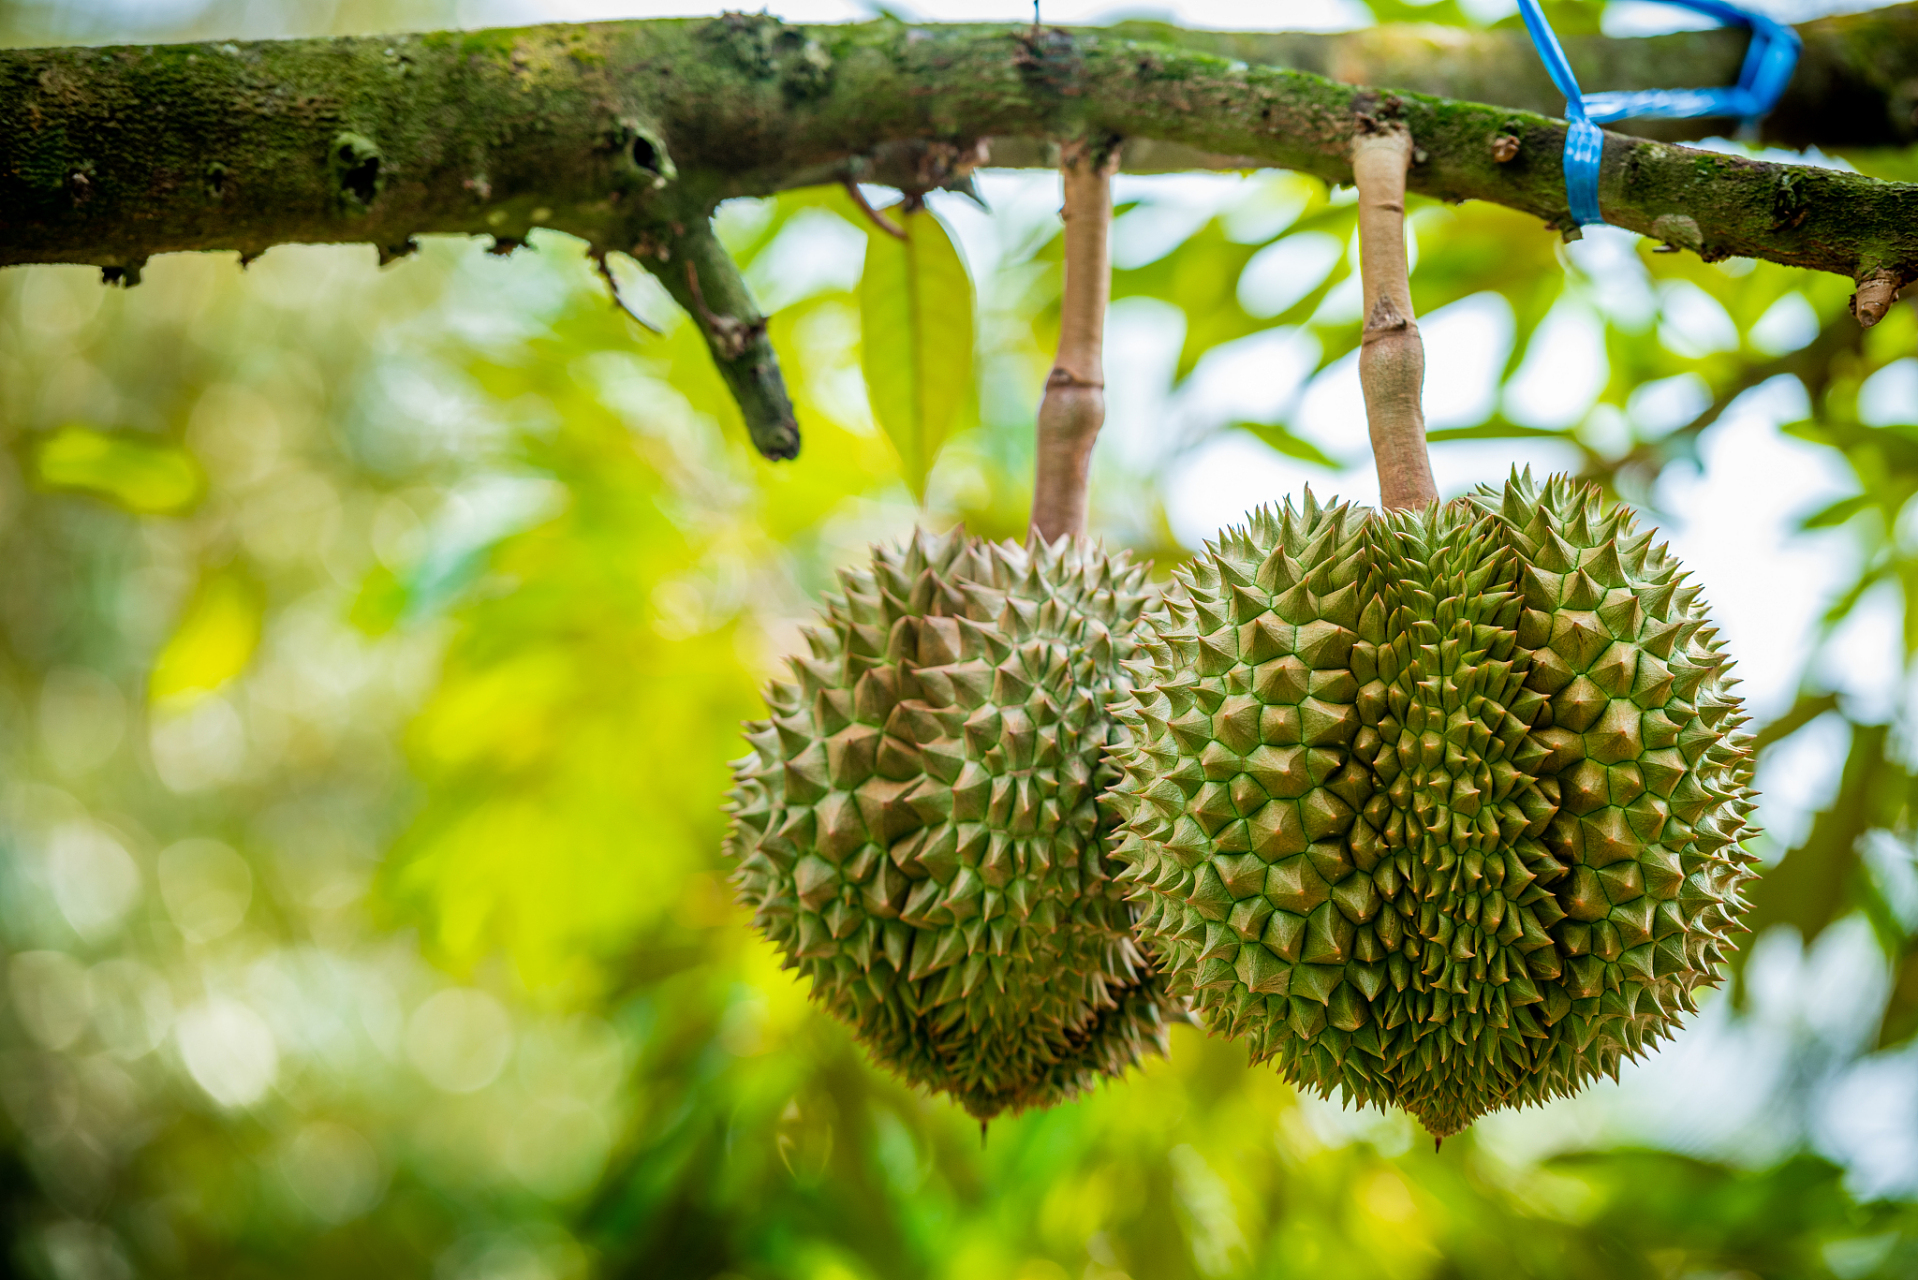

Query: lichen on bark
[[4, 11, 1917, 452]]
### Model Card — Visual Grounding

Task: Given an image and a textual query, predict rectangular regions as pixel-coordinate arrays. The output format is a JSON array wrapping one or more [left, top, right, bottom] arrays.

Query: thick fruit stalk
[[1353, 122, 1437, 512], [1031, 139, 1121, 543]]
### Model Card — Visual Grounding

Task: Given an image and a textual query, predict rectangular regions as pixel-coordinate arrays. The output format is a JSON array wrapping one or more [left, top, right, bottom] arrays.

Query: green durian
[[1107, 472, 1758, 1137], [725, 527, 1174, 1118]]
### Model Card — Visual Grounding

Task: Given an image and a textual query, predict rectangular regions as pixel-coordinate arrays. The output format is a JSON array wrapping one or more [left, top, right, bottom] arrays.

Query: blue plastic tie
[[1515, 0, 1800, 227]]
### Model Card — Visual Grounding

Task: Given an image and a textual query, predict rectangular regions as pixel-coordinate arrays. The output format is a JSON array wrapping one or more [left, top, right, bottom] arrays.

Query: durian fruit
[[725, 528, 1174, 1119], [1107, 471, 1757, 1137]]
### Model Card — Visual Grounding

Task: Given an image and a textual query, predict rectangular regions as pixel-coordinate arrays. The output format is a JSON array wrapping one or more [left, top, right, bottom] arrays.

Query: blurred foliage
[[29, 427, 203, 517], [5, 2, 1918, 1279]]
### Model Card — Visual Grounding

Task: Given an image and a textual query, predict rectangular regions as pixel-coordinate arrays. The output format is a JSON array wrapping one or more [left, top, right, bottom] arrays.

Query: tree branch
[[1096, 2, 1918, 152], [645, 219, 798, 459], [4, 18, 1910, 285], [5, 13, 1917, 448]]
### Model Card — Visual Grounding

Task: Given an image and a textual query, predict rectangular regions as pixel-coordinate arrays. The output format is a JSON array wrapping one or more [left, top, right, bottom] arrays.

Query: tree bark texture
[[1098, 2, 1918, 152], [645, 216, 798, 459], [6, 10, 1918, 456], [3, 12, 1915, 291]]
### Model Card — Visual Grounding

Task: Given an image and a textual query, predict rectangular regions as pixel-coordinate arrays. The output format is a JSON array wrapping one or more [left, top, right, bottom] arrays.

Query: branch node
[[1045, 369, 1104, 390], [1852, 269, 1906, 329], [1651, 213, 1703, 252], [379, 237, 420, 267], [1363, 294, 1410, 336], [100, 258, 145, 287]]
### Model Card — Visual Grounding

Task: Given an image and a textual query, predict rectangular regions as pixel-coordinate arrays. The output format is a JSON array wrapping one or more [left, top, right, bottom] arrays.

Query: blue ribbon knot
[[1515, 0, 1800, 227]]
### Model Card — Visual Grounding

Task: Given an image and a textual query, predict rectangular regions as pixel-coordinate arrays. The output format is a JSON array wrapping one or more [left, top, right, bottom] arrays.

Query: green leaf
[[1879, 946, 1918, 1048], [1424, 418, 1580, 444], [1750, 691, 1842, 753], [858, 203, 975, 501], [1738, 722, 1897, 985], [1805, 493, 1879, 532], [149, 573, 262, 706], [1232, 421, 1343, 469], [33, 425, 202, 514]]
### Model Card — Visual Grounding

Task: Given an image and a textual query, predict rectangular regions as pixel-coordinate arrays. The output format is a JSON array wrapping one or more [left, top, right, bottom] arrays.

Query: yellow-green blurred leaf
[[32, 425, 202, 514], [150, 574, 261, 705], [858, 204, 974, 501], [349, 564, 409, 636]]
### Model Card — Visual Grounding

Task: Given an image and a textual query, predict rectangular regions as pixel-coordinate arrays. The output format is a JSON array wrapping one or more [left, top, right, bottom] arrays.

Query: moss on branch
[[1102, 2, 1918, 151], [4, 15, 1914, 285], [639, 216, 797, 460], [3, 11, 1917, 449]]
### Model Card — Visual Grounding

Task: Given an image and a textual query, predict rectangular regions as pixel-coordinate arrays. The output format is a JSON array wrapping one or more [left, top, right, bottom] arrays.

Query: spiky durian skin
[[1108, 474, 1757, 1137], [725, 528, 1173, 1119]]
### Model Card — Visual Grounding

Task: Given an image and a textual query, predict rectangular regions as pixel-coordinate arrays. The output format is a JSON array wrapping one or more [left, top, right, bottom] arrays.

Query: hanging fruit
[[724, 142, 1175, 1119], [1105, 120, 1759, 1138]]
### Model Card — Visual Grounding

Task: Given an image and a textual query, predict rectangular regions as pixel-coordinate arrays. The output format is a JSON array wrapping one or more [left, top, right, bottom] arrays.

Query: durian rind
[[726, 527, 1174, 1119], [1108, 472, 1757, 1137]]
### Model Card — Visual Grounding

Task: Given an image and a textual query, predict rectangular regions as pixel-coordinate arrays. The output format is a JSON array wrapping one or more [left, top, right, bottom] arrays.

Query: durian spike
[[1352, 120, 1437, 511], [1031, 136, 1120, 543]]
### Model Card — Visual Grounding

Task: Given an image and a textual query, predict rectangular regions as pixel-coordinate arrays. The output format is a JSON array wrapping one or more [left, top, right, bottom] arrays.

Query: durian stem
[[1353, 123, 1439, 512], [1030, 139, 1120, 544]]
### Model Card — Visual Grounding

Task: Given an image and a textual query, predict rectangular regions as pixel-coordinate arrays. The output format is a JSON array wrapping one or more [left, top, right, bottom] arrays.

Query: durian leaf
[[1800, 493, 1870, 530], [1231, 421, 1344, 469], [858, 203, 974, 502], [1750, 691, 1842, 753], [1739, 723, 1891, 976], [1424, 417, 1588, 444], [1878, 946, 1918, 1048]]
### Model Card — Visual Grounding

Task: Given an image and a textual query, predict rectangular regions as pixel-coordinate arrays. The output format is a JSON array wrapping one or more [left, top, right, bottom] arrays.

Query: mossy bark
[[1101, 2, 1918, 151], [5, 15, 1913, 283], [4, 12, 1916, 450]]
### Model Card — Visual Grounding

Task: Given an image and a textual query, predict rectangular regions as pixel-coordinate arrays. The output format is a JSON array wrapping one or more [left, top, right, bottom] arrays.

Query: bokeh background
[[4, 0, 1918, 1275]]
